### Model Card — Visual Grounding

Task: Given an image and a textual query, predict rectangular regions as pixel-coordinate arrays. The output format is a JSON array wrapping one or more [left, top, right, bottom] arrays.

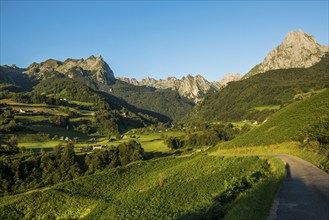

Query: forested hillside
[[101, 80, 194, 121]]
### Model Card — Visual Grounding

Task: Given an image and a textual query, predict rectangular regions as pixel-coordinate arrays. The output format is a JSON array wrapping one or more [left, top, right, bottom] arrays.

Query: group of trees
[[0, 110, 22, 133], [0, 136, 19, 156], [0, 140, 144, 196], [48, 115, 70, 127], [85, 140, 144, 173], [165, 124, 244, 150]]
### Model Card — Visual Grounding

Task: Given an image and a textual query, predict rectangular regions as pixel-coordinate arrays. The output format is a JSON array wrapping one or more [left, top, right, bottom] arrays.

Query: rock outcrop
[[244, 29, 329, 78]]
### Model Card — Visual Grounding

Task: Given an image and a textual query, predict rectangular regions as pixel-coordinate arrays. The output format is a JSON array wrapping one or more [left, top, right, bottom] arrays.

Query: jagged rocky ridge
[[117, 73, 241, 101], [22, 55, 115, 85], [244, 29, 329, 78]]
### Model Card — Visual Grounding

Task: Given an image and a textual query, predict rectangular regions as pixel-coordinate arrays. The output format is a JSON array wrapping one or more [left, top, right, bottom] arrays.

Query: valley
[[0, 28, 328, 220]]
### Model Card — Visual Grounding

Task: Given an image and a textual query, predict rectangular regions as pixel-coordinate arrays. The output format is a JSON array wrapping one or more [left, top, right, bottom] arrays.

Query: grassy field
[[15, 114, 49, 123], [254, 105, 281, 111], [0, 155, 285, 220]]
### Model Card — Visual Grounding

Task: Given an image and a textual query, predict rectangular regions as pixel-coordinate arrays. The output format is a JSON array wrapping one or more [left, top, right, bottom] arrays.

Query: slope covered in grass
[[0, 155, 284, 220], [223, 89, 329, 147]]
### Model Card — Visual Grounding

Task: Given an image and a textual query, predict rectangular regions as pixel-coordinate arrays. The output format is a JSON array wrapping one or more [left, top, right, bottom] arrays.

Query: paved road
[[268, 154, 329, 220]]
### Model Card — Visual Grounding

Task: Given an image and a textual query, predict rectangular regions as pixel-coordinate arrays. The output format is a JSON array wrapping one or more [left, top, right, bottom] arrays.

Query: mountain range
[[1, 29, 328, 122], [117, 73, 241, 101]]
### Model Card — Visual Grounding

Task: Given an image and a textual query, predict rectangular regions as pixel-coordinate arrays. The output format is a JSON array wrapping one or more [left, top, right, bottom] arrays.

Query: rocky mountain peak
[[283, 29, 314, 45], [23, 55, 115, 85], [244, 29, 329, 78]]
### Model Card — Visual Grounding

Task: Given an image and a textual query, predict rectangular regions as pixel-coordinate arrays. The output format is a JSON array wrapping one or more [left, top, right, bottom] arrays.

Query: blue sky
[[1, 1, 328, 81]]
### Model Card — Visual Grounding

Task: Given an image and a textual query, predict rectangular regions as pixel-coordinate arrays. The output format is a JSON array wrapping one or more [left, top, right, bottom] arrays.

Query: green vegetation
[[223, 89, 329, 147], [0, 155, 285, 220], [189, 55, 329, 122]]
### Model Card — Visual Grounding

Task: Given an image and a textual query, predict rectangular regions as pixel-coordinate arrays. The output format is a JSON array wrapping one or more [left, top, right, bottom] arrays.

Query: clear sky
[[1, 1, 328, 81]]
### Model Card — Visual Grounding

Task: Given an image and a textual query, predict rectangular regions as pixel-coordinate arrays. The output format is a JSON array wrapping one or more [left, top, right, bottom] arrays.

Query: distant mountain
[[117, 73, 241, 102], [244, 29, 329, 78], [24, 55, 115, 85]]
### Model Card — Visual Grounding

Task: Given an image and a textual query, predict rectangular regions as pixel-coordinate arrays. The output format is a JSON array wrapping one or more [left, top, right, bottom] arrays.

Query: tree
[[59, 143, 81, 180], [40, 152, 55, 185], [6, 135, 19, 154], [165, 137, 184, 150], [118, 141, 144, 165]]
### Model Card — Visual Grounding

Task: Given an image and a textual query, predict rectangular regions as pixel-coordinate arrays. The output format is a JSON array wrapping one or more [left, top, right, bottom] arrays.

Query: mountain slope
[[0, 65, 37, 91], [189, 55, 329, 123], [225, 89, 329, 147], [244, 29, 329, 78]]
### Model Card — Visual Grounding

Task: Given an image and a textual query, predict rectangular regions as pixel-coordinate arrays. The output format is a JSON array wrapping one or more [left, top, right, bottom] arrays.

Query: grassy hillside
[[222, 89, 329, 147], [0, 155, 285, 220], [189, 55, 329, 122]]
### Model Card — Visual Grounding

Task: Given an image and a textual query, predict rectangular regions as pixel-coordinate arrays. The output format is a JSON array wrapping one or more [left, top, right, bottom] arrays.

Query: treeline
[[165, 123, 246, 149], [11, 92, 68, 106], [0, 140, 144, 196]]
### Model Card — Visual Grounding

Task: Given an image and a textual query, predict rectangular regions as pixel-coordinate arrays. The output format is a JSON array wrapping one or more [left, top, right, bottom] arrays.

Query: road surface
[[268, 154, 329, 220]]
